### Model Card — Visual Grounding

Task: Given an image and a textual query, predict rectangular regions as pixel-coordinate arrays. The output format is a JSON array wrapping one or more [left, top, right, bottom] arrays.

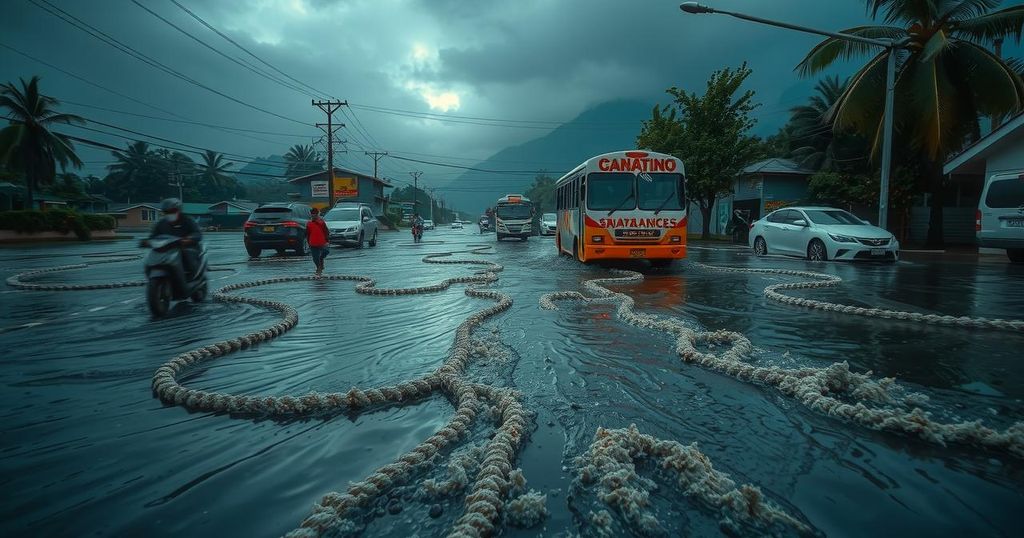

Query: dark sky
[[2, 0, 1022, 190]]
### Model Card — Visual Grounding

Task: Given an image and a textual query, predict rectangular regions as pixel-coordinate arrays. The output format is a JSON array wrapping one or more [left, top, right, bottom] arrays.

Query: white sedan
[[451, 221, 464, 229], [749, 206, 899, 262]]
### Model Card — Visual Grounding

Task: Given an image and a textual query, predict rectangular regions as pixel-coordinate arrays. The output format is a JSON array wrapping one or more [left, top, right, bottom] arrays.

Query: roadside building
[[0, 182, 19, 210], [287, 167, 393, 214], [74, 194, 112, 213], [108, 203, 162, 231], [208, 200, 258, 229], [941, 112, 1024, 245], [686, 158, 814, 237]]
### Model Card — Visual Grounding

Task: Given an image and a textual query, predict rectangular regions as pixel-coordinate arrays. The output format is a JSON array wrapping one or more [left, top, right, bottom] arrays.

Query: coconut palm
[[797, 0, 1024, 246], [199, 150, 236, 199], [0, 76, 85, 208], [284, 144, 324, 179], [788, 76, 869, 172]]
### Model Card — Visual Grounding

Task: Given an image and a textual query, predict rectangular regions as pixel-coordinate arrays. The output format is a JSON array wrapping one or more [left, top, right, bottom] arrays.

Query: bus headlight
[[670, 235, 681, 243], [592, 236, 603, 243]]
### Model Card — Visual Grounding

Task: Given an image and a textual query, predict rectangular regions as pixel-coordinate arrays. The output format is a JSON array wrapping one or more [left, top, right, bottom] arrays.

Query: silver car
[[325, 204, 379, 248]]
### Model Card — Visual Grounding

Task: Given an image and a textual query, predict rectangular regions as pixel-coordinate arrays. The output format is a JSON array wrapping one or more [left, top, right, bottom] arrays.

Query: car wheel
[[295, 238, 308, 256], [753, 236, 767, 256], [275, 248, 285, 255], [147, 277, 171, 317], [357, 232, 364, 248], [807, 239, 827, 262], [369, 230, 377, 247], [246, 246, 261, 258], [1008, 248, 1024, 263]]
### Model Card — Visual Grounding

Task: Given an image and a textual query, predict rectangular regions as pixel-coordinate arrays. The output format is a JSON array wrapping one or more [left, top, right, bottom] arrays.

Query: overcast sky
[[2, 0, 1022, 191]]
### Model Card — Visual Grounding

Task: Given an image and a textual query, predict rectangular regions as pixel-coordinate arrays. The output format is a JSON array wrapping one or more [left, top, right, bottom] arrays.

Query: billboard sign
[[311, 180, 329, 198], [333, 177, 358, 198]]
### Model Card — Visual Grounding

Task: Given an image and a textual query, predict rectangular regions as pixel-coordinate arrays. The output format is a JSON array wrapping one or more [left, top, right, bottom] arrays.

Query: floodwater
[[1, 230, 1022, 537]]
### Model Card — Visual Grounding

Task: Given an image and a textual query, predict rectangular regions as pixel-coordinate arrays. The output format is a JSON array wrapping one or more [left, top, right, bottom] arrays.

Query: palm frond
[[941, 0, 1001, 23], [920, 29, 951, 62], [867, 0, 942, 25], [945, 41, 1024, 116], [951, 5, 1024, 42], [796, 26, 907, 76]]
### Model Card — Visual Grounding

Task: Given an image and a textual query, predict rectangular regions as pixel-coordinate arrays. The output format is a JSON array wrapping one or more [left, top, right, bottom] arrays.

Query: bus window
[[587, 173, 635, 211], [637, 173, 685, 210]]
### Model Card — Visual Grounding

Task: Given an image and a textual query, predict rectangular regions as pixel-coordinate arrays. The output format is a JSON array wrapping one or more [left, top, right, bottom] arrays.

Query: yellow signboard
[[333, 177, 358, 198]]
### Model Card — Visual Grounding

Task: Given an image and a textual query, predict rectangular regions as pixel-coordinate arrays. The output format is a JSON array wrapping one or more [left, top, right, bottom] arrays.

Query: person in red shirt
[[306, 207, 330, 276]]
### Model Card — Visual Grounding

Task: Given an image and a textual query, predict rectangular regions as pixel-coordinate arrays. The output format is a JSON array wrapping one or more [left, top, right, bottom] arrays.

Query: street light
[[679, 2, 906, 230]]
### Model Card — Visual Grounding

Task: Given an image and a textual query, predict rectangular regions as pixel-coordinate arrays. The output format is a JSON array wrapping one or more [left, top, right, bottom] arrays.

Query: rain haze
[[3, 1, 1024, 537]]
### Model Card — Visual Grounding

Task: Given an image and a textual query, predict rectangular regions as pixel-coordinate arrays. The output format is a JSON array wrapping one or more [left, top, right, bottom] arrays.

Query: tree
[[788, 76, 871, 173], [105, 142, 198, 202], [798, 0, 1024, 246], [638, 63, 763, 239], [524, 174, 556, 214], [0, 76, 85, 208], [284, 144, 324, 179], [197, 150, 243, 201]]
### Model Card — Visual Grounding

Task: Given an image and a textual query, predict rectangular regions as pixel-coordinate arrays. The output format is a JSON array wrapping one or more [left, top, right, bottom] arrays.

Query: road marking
[[88, 306, 108, 312]]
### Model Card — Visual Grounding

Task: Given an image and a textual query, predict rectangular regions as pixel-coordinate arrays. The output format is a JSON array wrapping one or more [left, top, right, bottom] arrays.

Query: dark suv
[[243, 203, 313, 257]]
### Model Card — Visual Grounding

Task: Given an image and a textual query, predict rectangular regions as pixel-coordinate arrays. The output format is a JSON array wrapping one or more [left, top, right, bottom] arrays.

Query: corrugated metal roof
[[742, 158, 815, 176]]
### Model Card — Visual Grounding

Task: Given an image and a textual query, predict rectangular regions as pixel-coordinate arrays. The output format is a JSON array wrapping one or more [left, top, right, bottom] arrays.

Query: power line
[[130, 0, 319, 99], [27, 0, 310, 126], [169, 0, 334, 99], [389, 155, 562, 175]]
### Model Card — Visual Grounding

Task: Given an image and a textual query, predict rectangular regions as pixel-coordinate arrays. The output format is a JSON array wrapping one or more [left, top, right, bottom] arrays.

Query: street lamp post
[[679, 2, 905, 230]]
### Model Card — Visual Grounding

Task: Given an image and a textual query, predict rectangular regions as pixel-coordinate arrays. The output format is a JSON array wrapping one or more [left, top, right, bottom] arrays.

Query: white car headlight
[[828, 233, 857, 243]]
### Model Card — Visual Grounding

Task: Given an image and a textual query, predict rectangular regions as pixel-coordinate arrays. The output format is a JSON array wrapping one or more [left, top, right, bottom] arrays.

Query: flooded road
[[2, 230, 1022, 537]]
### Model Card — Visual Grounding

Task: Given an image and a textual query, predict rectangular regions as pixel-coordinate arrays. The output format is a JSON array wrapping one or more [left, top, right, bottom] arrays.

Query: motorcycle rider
[[148, 198, 202, 276], [411, 213, 425, 242]]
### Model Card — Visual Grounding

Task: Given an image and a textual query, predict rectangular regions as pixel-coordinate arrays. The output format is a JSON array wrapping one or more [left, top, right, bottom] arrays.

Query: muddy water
[[1, 231, 1022, 536]]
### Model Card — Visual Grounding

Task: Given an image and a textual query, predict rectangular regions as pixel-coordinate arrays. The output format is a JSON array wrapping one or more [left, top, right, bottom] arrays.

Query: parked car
[[749, 206, 899, 262], [325, 203, 379, 247], [243, 202, 312, 257], [540, 213, 557, 235], [451, 221, 464, 229], [423, 219, 435, 230], [977, 171, 1024, 263]]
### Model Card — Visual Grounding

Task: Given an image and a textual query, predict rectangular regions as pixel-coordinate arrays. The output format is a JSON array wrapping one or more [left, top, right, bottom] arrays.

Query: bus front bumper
[[586, 244, 687, 260]]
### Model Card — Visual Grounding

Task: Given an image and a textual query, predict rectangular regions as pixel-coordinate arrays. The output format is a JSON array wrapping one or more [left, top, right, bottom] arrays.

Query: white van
[[977, 171, 1024, 263]]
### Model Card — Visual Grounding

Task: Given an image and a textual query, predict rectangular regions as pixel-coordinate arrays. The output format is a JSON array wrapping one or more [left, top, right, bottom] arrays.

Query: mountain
[[439, 100, 652, 215], [234, 154, 287, 184]]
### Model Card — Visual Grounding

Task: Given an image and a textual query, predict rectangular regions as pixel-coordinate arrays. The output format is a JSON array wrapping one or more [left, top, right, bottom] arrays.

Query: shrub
[[0, 209, 112, 240]]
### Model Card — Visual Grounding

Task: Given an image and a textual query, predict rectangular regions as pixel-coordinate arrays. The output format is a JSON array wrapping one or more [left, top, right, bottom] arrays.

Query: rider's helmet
[[161, 198, 182, 213]]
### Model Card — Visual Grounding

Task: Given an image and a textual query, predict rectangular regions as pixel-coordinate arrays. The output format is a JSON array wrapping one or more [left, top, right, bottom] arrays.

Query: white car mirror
[[793, 219, 808, 227]]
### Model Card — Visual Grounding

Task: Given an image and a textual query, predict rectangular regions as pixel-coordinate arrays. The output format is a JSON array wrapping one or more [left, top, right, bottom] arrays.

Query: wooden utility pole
[[312, 99, 346, 206], [365, 151, 388, 180]]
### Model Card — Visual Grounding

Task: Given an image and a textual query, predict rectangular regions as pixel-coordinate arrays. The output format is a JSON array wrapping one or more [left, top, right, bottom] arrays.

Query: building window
[[141, 209, 157, 221]]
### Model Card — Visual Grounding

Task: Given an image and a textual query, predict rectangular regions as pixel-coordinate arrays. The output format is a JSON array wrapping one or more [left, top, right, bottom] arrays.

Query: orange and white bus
[[555, 150, 687, 266]]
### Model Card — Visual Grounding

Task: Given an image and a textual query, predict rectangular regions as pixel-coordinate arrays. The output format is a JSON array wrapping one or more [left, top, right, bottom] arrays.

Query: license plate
[[263, 226, 275, 232], [1007, 219, 1024, 228], [870, 249, 885, 256], [615, 229, 659, 238], [629, 248, 646, 258]]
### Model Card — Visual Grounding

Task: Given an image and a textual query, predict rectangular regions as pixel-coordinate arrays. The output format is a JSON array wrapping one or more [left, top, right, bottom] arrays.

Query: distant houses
[[107, 200, 261, 231]]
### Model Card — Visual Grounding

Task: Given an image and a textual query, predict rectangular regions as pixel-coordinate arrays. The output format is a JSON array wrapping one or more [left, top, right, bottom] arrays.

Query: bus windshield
[[637, 173, 685, 211], [496, 203, 533, 220], [587, 173, 635, 211]]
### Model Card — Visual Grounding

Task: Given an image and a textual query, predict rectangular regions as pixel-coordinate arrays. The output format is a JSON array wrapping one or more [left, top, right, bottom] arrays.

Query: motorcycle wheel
[[147, 277, 171, 317]]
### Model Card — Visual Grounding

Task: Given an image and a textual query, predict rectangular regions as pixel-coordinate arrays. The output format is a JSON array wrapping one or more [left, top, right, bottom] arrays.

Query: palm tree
[[0, 76, 85, 209], [284, 144, 324, 179], [789, 76, 869, 171], [199, 150, 237, 200], [798, 0, 1024, 246]]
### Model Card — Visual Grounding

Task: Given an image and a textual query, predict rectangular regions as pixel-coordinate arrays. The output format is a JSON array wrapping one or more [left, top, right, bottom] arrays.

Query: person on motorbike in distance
[[148, 198, 202, 276]]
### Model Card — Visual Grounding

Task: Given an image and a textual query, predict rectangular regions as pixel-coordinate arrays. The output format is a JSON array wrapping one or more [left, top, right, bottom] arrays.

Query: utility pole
[[409, 171, 422, 215], [312, 99, 346, 207], [365, 151, 388, 181], [168, 170, 184, 202]]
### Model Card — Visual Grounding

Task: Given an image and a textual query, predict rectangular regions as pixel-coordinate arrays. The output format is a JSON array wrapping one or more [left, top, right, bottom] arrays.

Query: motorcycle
[[141, 235, 209, 317], [412, 223, 424, 243]]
